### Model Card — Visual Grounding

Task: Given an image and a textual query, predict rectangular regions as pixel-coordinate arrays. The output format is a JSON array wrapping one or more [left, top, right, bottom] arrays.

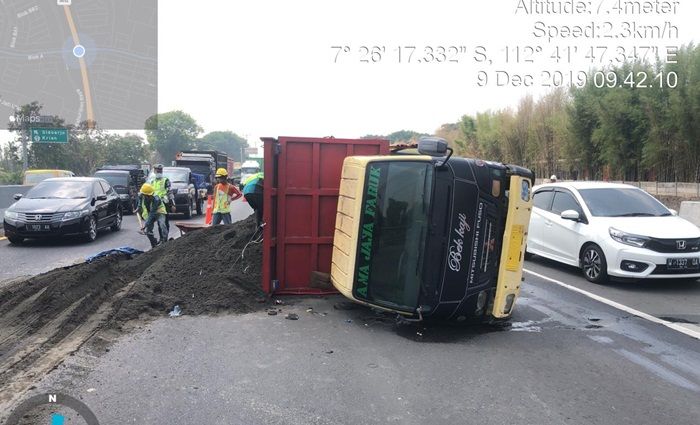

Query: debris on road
[[0, 215, 265, 408], [285, 313, 299, 320], [168, 305, 182, 317]]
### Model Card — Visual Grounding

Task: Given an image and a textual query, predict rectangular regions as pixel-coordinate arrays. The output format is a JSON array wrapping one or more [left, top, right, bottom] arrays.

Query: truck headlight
[[4, 210, 18, 220], [62, 209, 89, 221], [609, 227, 649, 248]]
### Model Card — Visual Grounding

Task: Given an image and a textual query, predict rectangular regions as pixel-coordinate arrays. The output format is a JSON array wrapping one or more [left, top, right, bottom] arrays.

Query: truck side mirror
[[418, 136, 453, 166], [418, 137, 448, 156]]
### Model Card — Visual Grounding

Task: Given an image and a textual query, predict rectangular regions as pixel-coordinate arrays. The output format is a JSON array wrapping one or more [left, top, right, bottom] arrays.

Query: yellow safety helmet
[[140, 183, 155, 195], [215, 168, 228, 178]]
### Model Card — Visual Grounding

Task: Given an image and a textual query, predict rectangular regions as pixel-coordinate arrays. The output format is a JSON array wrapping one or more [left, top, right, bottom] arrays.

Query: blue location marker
[[50, 413, 65, 425], [72, 44, 86, 58]]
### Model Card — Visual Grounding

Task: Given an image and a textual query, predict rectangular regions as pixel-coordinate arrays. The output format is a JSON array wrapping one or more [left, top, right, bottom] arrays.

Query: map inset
[[0, 0, 157, 129]]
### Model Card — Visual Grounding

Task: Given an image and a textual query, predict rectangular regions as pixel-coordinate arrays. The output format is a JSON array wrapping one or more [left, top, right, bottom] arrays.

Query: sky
[[3, 0, 700, 149]]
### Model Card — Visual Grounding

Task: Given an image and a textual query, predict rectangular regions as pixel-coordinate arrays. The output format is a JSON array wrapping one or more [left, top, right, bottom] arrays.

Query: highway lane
[[524, 255, 700, 335], [24, 274, 700, 425], [0, 201, 254, 281]]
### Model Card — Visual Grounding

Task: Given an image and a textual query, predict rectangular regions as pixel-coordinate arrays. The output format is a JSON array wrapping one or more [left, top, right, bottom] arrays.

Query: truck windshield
[[354, 161, 433, 311]]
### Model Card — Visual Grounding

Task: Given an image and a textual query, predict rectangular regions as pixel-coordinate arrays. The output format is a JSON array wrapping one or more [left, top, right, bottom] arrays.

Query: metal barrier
[[0, 185, 31, 209]]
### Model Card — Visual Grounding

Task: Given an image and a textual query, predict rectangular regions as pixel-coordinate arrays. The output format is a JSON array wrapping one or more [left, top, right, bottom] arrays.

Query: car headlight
[[4, 210, 19, 220], [62, 209, 90, 221], [177, 188, 189, 194], [609, 227, 649, 248]]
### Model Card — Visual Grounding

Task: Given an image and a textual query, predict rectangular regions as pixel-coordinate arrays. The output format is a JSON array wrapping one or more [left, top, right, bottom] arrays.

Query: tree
[[199, 131, 248, 162], [144, 111, 202, 163], [102, 133, 149, 166]]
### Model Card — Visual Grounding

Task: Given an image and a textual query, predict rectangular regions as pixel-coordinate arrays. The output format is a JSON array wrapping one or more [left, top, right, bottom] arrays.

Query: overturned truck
[[330, 138, 533, 322], [261, 136, 533, 322]]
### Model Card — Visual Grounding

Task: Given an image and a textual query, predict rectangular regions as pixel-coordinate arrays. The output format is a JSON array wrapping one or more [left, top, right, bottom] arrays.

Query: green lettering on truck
[[355, 165, 382, 299]]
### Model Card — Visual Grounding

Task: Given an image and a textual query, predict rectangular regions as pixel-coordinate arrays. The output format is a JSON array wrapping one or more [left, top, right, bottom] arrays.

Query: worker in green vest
[[243, 172, 264, 227], [148, 164, 176, 235], [136, 183, 168, 247], [212, 168, 242, 225]]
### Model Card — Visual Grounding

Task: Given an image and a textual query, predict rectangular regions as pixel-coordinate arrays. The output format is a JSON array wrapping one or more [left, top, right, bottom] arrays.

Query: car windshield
[[26, 180, 91, 199], [96, 173, 128, 188], [578, 188, 671, 217], [353, 161, 433, 311], [25, 172, 57, 185]]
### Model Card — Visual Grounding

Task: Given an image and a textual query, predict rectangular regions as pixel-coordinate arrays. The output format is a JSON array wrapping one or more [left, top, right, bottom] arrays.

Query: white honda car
[[526, 182, 700, 283]]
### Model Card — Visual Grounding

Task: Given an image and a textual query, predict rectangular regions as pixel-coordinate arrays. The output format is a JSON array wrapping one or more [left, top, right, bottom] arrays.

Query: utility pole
[[22, 128, 29, 171]]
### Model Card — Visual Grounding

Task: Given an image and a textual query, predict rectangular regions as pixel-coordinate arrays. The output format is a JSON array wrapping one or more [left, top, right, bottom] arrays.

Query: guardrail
[[0, 185, 31, 209]]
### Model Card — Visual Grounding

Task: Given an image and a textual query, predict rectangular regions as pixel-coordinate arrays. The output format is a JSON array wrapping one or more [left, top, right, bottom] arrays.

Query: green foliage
[[431, 44, 700, 181], [102, 133, 149, 166], [145, 111, 202, 162], [199, 131, 248, 161]]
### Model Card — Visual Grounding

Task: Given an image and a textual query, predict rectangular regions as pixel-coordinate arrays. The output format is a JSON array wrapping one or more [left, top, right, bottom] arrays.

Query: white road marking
[[524, 269, 700, 341]]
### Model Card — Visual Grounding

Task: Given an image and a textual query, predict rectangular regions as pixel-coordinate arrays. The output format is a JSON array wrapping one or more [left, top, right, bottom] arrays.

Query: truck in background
[[330, 137, 534, 322], [175, 150, 231, 198], [240, 160, 261, 188]]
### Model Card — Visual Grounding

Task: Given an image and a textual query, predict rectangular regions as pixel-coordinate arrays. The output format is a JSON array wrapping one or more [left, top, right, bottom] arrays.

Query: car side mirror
[[669, 209, 678, 216], [13, 193, 23, 200], [97, 195, 108, 201], [561, 210, 580, 221]]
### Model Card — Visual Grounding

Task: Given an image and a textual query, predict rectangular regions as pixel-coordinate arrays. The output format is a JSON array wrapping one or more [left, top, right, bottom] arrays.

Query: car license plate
[[666, 257, 700, 270], [26, 224, 50, 232]]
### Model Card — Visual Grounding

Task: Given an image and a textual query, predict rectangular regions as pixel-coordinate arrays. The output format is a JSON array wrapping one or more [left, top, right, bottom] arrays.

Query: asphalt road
[[0, 201, 254, 281], [524, 255, 700, 335], [2, 205, 700, 424], [23, 279, 700, 425]]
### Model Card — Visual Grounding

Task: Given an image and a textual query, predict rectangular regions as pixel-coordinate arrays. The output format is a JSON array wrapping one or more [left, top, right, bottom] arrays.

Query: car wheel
[[524, 245, 533, 261], [7, 235, 23, 244], [184, 199, 193, 219], [111, 210, 123, 232], [581, 244, 608, 284], [84, 215, 98, 242]]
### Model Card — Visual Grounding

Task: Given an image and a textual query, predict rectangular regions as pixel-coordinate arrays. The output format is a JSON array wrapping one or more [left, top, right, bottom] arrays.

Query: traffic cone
[[205, 195, 214, 225]]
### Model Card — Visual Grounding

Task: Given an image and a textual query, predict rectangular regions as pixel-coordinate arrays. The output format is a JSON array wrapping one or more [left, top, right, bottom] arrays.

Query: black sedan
[[3, 177, 123, 244]]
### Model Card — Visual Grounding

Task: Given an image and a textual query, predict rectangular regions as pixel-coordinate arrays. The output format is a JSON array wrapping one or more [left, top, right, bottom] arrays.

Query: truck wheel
[[184, 199, 193, 219]]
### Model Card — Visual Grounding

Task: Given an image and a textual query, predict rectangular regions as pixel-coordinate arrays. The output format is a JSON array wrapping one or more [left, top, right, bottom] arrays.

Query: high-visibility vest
[[213, 183, 234, 214], [151, 177, 169, 202], [141, 195, 166, 220], [243, 173, 263, 195]]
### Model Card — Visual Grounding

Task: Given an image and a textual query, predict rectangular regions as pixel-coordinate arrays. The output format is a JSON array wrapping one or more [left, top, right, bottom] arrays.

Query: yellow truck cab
[[331, 137, 534, 322], [23, 169, 75, 186]]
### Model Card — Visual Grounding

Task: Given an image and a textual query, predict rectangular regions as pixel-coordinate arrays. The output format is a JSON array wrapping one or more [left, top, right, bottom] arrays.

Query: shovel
[[135, 213, 146, 235]]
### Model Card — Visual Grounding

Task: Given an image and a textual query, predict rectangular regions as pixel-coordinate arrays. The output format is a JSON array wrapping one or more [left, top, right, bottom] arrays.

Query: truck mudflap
[[490, 175, 533, 318]]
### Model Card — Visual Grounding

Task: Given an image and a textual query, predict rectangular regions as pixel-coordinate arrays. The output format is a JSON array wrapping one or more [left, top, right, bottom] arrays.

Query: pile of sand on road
[[0, 215, 266, 387], [116, 215, 265, 320]]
